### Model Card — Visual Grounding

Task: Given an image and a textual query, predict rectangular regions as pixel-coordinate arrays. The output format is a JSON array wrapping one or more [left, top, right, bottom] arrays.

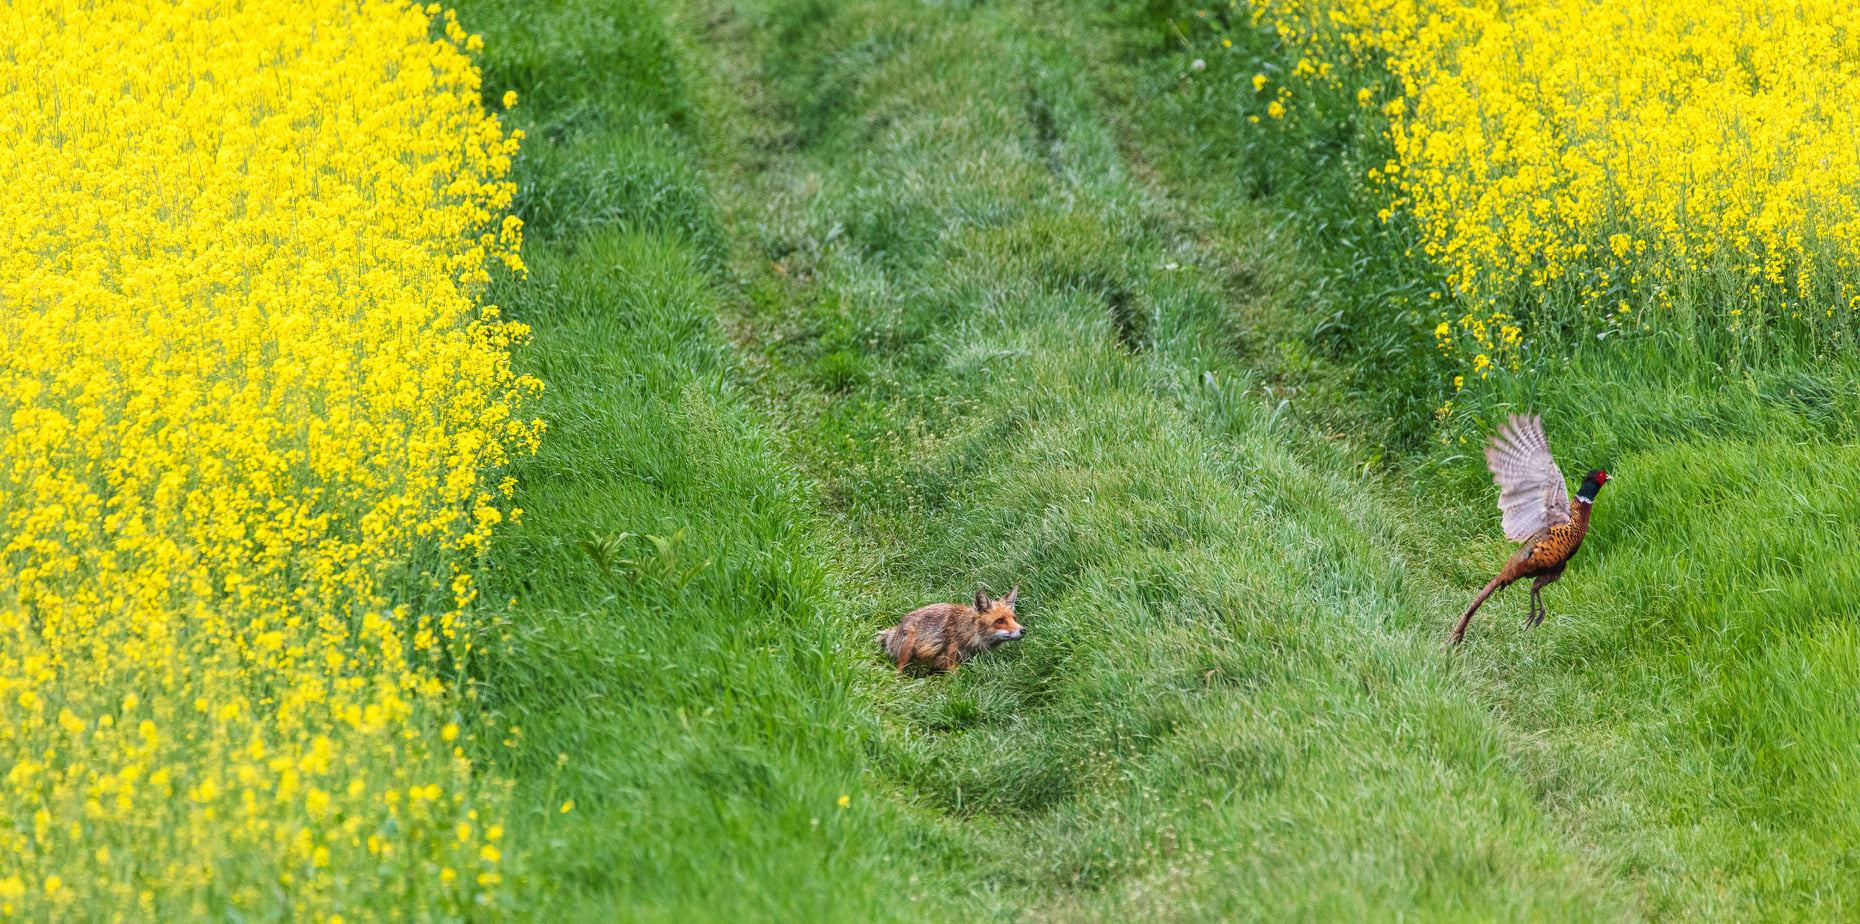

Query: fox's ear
[[1002, 586, 1018, 608], [974, 589, 991, 611]]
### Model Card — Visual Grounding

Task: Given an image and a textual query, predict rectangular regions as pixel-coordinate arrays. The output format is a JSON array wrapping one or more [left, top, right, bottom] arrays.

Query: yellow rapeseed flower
[[1254, 0, 1860, 383], [0, 0, 537, 915]]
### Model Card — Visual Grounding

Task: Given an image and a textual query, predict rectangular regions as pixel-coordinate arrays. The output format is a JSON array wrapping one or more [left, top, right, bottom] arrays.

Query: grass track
[[705, 1, 1631, 918], [457, 0, 1860, 919]]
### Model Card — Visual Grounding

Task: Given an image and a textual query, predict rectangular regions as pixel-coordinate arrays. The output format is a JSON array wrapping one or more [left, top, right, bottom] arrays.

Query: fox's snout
[[988, 621, 1024, 642]]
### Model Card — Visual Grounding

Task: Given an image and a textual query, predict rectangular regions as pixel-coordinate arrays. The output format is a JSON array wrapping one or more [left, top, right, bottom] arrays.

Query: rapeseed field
[[1247, 0, 1860, 386], [0, 0, 535, 916]]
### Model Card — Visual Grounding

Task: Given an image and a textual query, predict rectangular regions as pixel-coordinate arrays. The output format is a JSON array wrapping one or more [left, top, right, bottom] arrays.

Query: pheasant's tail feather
[[1450, 574, 1509, 645]]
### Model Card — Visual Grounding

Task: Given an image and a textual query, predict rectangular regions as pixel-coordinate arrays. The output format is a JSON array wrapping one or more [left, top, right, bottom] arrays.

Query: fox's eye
[[994, 618, 1006, 627]]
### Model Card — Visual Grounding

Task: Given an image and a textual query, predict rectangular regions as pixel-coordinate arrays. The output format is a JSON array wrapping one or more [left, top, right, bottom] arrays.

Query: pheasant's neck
[[1571, 497, 1593, 532]]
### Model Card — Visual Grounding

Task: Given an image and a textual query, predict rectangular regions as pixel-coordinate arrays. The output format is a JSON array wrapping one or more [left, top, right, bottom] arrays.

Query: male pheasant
[[1450, 414, 1610, 644]]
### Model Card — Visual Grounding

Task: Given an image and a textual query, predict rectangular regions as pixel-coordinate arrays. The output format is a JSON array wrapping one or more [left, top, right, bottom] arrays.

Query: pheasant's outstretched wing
[[1484, 414, 1570, 541]]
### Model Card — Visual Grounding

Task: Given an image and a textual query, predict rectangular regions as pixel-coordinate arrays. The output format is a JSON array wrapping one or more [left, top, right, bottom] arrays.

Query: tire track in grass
[[460, 2, 1004, 918]]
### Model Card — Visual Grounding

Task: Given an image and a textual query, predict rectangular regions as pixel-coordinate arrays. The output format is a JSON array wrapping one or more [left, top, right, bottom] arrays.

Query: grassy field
[[459, 0, 1860, 920]]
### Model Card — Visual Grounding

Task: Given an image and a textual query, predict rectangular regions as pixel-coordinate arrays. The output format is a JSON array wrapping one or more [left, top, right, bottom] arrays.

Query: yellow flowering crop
[[0, 0, 537, 916], [1251, 0, 1860, 382]]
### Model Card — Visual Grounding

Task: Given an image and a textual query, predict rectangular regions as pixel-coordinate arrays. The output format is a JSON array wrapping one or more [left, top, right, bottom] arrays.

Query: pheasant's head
[[1577, 468, 1610, 502]]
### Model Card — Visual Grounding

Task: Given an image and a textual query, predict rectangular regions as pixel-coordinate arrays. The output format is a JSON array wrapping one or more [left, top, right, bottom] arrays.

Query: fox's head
[[973, 586, 1024, 645]]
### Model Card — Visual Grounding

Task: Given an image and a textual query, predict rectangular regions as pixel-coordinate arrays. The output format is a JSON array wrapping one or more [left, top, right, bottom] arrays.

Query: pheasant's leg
[[1528, 572, 1562, 627]]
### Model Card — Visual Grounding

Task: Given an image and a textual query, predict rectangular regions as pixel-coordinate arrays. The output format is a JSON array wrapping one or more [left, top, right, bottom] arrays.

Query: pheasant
[[1450, 414, 1610, 644]]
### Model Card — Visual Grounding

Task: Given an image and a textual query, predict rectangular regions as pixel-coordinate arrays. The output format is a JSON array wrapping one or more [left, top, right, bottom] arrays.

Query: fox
[[877, 587, 1023, 673]]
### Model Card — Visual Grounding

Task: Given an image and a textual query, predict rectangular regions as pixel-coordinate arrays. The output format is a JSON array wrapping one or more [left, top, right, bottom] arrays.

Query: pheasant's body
[[1514, 504, 1591, 577], [1451, 415, 1609, 644]]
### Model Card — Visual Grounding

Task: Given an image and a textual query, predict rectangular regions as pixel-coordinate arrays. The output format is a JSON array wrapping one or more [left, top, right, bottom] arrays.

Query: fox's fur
[[877, 587, 1023, 673]]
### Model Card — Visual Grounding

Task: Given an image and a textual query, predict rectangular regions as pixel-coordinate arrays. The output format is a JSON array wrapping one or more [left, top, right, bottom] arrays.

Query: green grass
[[1130, 6, 1860, 919], [454, 0, 1860, 919]]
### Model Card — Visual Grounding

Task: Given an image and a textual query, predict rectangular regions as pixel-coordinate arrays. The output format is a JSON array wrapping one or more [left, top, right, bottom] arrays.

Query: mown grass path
[[682, 0, 1625, 918], [459, 0, 1860, 919]]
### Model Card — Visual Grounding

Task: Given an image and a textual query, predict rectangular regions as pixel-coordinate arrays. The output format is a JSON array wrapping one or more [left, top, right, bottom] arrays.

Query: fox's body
[[1451, 415, 1610, 644], [878, 588, 1022, 672]]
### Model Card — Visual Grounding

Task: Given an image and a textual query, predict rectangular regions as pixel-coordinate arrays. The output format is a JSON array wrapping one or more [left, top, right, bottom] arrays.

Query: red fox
[[877, 587, 1023, 673]]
